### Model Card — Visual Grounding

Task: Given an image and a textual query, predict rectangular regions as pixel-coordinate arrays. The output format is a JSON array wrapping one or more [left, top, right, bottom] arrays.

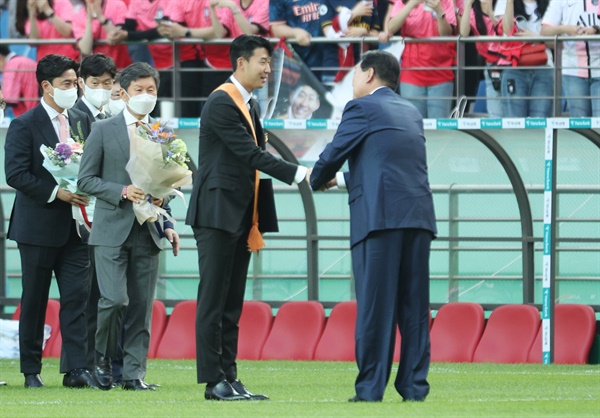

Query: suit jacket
[[310, 87, 437, 247], [77, 112, 171, 248], [185, 84, 298, 233], [5, 103, 93, 247]]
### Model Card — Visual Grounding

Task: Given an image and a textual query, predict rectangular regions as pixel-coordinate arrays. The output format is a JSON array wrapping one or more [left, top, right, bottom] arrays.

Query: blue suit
[[311, 87, 437, 401]]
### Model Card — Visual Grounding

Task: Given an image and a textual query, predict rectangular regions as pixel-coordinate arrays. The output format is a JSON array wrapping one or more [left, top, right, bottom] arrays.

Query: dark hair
[[36, 54, 80, 86], [359, 50, 399, 91], [230, 35, 273, 71], [0, 45, 10, 57], [114, 72, 121, 84], [119, 62, 160, 90], [15, 0, 58, 35], [472, 0, 498, 36], [80, 53, 117, 80], [513, 0, 549, 22]]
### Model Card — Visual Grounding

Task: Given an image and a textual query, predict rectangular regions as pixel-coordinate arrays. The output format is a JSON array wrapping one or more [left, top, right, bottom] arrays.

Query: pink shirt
[[469, 10, 499, 64], [126, 0, 173, 69], [167, 0, 234, 67], [390, 0, 457, 86], [3, 55, 39, 117], [72, 0, 132, 69], [25, 0, 79, 61], [230, 0, 270, 37]]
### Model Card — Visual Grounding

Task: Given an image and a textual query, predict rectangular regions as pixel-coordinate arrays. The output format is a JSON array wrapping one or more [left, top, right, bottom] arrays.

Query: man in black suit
[[4, 54, 97, 389], [74, 53, 117, 122], [186, 35, 308, 401], [310, 51, 437, 402]]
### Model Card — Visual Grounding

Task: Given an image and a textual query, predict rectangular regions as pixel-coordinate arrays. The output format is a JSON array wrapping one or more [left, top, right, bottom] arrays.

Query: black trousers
[[17, 222, 90, 374]]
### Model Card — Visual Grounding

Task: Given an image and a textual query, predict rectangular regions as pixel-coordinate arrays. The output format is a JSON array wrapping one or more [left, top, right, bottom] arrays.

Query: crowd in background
[[0, 0, 599, 119]]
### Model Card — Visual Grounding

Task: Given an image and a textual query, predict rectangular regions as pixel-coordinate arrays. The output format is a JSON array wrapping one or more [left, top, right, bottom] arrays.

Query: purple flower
[[55, 143, 73, 160]]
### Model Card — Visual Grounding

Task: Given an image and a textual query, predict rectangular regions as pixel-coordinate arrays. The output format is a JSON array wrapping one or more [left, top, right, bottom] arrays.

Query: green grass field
[[0, 359, 598, 417]]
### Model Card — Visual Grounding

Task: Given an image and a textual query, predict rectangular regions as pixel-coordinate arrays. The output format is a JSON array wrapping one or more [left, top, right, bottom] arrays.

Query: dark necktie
[[97, 112, 106, 120]]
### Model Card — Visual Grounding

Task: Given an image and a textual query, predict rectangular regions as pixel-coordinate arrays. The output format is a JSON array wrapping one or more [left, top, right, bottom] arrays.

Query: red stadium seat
[[12, 299, 61, 358], [155, 300, 197, 359], [473, 304, 540, 364], [237, 301, 273, 360], [527, 304, 596, 364], [148, 300, 168, 359], [314, 301, 357, 361], [430, 303, 485, 362], [261, 301, 325, 360]]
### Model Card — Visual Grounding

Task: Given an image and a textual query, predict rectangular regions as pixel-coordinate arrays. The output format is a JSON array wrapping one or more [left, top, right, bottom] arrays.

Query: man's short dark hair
[[359, 50, 400, 91], [79, 53, 117, 80], [230, 35, 273, 71], [0, 45, 10, 57], [119, 62, 160, 91], [36, 54, 80, 86]]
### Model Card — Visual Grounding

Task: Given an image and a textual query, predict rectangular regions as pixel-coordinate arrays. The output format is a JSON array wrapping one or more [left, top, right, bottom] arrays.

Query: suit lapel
[[113, 113, 130, 158], [32, 105, 60, 147]]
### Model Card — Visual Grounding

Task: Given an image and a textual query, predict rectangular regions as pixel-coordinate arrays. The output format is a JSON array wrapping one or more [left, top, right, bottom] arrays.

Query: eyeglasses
[[0, 101, 6, 110]]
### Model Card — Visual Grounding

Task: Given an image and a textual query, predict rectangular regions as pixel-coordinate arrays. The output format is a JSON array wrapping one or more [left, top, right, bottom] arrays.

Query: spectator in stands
[[460, 0, 504, 117], [321, 0, 381, 83], [275, 84, 322, 119], [107, 0, 173, 118], [74, 53, 116, 120], [270, 0, 338, 83], [15, 0, 80, 61], [310, 50, 437, 402], [387, 0, 458, 119], [73, 0, 132, 70], [107, 72, 126, 115], [5, 54, 96, 389], [0, 45, 39, 117], [541, 0, 600, 117], [493, 0, 552, 117], [216, 0, 270, 36], [157, 0, 230, 117]]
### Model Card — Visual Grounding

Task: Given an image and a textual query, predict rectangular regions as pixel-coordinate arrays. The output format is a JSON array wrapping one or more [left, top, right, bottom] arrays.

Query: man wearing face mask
[[107, 73, 127, 116], [4, 54, 96, 389], [78, 62, 180, 391], [74, 54, 117, 121]]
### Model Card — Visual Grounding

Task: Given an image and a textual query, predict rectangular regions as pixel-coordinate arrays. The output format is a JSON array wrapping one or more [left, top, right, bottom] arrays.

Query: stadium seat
[[473, 304, 540, 364], [12, 299, 61, 358], [261, 301, 325, 360], [155, 300, 197, 359], [527, 304, 596, 364], [237, 301, 273, 360], [430, 302, 485, 362], [148, 300, 168, 359], [314, 301, 357, 361]]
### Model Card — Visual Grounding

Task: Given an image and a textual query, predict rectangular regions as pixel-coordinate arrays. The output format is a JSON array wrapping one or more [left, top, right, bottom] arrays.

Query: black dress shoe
[[230, 380, 269, 400], [0, 381, 6, 386], [24, 374, 44, 388], [348, 395, 380, 402], [94, 353, 113, 390], [63, 369, 99, 389], [122, 379, 156, 391], [204, 380, 249, 401]]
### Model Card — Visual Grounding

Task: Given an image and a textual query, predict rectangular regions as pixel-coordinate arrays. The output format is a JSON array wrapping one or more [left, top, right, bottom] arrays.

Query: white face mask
[[84, 85, 111, 109], [108, 98, 126, 115], [125, 91, 157, 116], [0, 109, 4, 126], [49, 85, 78, 110]]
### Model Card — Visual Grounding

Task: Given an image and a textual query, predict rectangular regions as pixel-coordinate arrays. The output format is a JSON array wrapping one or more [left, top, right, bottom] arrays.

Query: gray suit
[[77, 112, 165, 380]]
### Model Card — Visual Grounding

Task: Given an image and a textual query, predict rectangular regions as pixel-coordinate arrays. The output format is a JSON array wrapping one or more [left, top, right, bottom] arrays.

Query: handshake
[[304, 167, 338, 192]]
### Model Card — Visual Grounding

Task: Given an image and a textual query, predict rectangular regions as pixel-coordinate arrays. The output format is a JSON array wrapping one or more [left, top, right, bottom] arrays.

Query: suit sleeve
[[77, 123, 123, 206], [209, 97, 298, 184], [310, 100, 369, 191], [4, 117, 58, 202]]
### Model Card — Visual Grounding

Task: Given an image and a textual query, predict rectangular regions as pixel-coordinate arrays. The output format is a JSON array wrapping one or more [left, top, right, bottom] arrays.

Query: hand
[[345, 27, 368, 37], [107, 29, 128, 44], [27, 0, 37, 13], [158, 21, 186, 39], [423, 0, 443, 14], [56, 189, 91, 206], [294, 28, 312, 46], [576, 26, 597, 36], [378, 30, 392, 44], [126, 185, 146, 204], [150, 197, 163, 207], [515, 29, 536, 37], [319, 177, 338, 192], [305, 167, 312, 184], [36, 0, 52, 14], [164, 228, 180, 256], [214, 0, 236, 9], [352, 1, 374, 19]]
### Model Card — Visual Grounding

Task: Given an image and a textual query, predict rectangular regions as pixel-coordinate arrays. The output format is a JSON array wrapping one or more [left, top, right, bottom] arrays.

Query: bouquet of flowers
[[40, 132, 95, 229], [125, 120, 192, 225]]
